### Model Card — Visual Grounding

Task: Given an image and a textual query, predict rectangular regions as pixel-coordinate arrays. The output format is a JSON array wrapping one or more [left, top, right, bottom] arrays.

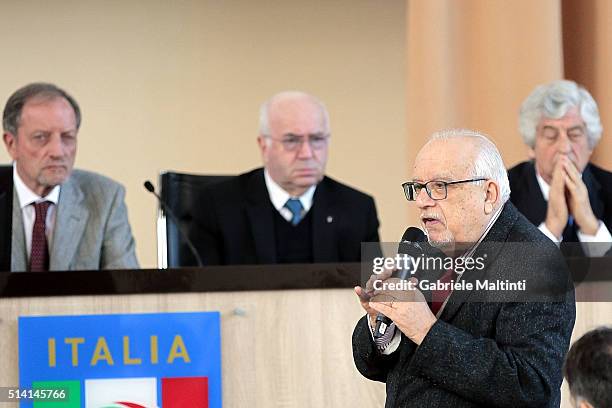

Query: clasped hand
[[546, 156, 598, 237]]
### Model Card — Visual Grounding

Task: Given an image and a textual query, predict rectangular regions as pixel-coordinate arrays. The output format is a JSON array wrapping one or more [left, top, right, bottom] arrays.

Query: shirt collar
[[13, 163, 60, 209], [535, 169, 550, 201], [263, 169, 316, 212], [457, 203, 504, 273]]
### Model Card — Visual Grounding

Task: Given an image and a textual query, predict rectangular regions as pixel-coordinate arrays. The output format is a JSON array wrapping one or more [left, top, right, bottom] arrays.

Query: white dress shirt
[[535, 170, 612, 256], [13, 165, 60, 261], [263, 169, 316, 222]]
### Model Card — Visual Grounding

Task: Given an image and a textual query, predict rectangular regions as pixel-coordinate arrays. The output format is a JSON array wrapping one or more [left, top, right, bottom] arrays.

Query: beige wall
[[405, 0, 565, 225], [406, 0, 565, 167], [562, 0, 612, 169], [0, 0, 408, 267]]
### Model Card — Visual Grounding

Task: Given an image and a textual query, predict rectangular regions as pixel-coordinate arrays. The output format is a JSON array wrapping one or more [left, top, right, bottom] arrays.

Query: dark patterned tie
[[30, 201, 52, 272], [284, 198, 303, 225], [430, 269, 457, 315]]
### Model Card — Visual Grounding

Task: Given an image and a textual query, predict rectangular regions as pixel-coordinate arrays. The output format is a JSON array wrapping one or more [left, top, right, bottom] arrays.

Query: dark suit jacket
[[352, 202, 576, 407], [193, 168, 381, 265], [508, 161, 612, 236]]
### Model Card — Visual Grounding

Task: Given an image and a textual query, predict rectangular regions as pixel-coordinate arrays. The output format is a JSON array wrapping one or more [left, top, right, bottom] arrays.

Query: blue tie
[[562, 215, 578, 243], [284, 198, 303, 225]]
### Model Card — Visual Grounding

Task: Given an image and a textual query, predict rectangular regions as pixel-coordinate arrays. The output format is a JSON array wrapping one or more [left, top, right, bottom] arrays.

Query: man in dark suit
[[508, 80, 612, 257], [352, 129, 575, 407], [2, 83, 139, 271], [194, 91, 381, 265]]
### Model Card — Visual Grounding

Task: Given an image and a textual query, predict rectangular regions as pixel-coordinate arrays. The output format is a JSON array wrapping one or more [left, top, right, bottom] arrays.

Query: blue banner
[[18, 311, 222, 408]]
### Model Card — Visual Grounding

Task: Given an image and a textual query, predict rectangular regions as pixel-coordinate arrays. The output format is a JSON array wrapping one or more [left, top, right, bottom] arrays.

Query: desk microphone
[[144, 180, 204, 267], [373, 226, 427, 339]]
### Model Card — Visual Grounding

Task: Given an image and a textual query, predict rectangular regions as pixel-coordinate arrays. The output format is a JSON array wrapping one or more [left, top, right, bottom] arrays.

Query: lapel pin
[[326, 216, 333, 223]]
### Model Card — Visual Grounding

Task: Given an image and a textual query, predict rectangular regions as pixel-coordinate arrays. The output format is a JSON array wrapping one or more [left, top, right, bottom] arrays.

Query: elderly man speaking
[[352, 129, 575, 407]]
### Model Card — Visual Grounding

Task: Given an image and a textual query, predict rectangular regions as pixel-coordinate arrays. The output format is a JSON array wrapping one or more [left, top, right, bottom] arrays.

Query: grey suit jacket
[[11, 169, 139, 271]]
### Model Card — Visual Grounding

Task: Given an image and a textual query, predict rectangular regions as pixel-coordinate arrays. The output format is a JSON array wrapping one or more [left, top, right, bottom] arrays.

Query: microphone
[[144, 180, 204, 267], [373, 227, 427, 339]]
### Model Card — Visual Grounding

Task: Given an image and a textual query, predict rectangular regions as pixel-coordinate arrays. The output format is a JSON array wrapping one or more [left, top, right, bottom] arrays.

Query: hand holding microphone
[[354, 266, 397, 331], [355, 227, 427, 339], [356, 227, 440, 345]]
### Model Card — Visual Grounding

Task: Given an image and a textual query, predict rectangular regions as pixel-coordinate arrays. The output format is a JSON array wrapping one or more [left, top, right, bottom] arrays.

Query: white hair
[[429, 129, 511, 204], [518, 80, 602, 149], [258, 91, 330, 140]]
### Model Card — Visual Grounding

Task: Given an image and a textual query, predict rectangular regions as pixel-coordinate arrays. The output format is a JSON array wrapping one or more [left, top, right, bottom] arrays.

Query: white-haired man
[[353, 129, 575, 407], [193, 91, 381, 265], [509, 80, 612, 255]]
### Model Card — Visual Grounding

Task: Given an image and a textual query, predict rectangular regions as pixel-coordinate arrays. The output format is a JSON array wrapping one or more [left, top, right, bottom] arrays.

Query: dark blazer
[[193, 168, 381, 265], [352, 202, 576, 407], [508, 160, 612, 235]]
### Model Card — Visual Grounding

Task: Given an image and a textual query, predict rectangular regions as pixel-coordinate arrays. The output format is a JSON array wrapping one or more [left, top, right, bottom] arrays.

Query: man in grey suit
[[353, 129, 575, 407], [2, 83, 138, 271]]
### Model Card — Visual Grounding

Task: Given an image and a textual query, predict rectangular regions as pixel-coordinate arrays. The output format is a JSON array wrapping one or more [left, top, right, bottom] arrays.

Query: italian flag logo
[[83, 376, 209, 408], [85, 377, 157, 408]]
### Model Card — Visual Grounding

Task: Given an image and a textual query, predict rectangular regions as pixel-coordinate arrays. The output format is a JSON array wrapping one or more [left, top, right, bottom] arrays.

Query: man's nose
[[556, 131, 572, 154], [296, 138, 314, 158], [47, 134, 65, 158], [415, 188, 435, 208]]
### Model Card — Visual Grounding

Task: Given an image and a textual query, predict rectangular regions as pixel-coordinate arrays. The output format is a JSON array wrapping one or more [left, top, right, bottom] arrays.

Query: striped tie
[[373, 322, 396, 352], [284, 198, 303, 225]]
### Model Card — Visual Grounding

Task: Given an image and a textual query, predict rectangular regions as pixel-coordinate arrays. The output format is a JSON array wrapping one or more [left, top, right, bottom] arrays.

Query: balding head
[[257, 91, 330, 196], [411, 129, 507, 251], [259, 91, 329, 137]]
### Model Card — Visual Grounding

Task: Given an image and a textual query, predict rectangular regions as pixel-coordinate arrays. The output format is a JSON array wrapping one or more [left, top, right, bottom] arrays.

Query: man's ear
[[257, 135, 267, 153], [484, 180, 500, 214], [527, 146, 535, 159], [3, 132, 18, 160]]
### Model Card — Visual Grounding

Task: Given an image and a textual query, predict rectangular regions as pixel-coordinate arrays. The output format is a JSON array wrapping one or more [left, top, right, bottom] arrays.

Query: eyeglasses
[[267, 133, 329, 152], [402, 178, 487, 201]]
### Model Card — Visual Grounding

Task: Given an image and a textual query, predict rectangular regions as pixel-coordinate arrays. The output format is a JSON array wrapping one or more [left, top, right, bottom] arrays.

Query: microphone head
[[144, 180, 155, 193], [398, 227, 427, 257], [401, 226, 426, 243]]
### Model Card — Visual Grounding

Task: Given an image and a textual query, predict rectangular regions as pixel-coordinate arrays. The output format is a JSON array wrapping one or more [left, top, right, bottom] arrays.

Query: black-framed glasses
[[402, 178, 487, 201], [267, 133, 329, 152]]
